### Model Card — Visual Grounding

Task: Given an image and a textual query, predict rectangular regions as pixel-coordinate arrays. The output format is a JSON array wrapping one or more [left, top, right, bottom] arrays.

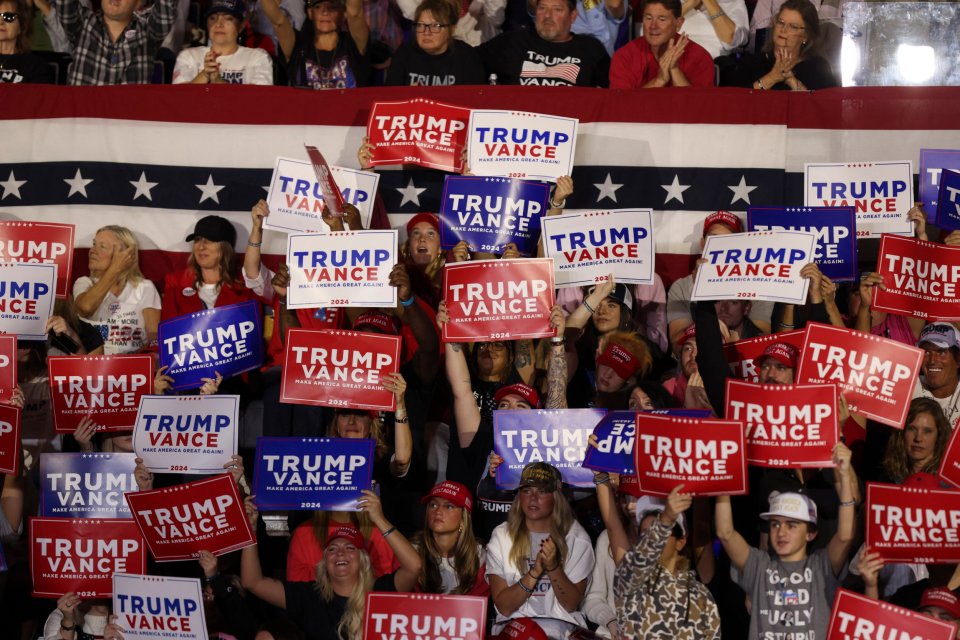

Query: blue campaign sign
[[158, 300, 263, 390], [493, 409, 605, 489], [583, 409, 712, 474], [253, 437, 374, 510], [39, 452, 137, 518], [936, 170, 960, 231], [439, 176, 549, 255], [747, 206, 858, 281], [920, 149, 960, 221]]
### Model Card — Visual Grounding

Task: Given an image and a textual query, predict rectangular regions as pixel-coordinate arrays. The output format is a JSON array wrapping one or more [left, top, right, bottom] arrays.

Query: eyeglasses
[[775, 18, 805, 32], [478, 341, 507, 352], [414, 22, 448, 33], [0, 12, 18, 22]]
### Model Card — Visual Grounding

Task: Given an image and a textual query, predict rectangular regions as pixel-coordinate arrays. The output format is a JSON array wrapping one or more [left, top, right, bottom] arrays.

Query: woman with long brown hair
[[881, 396, 952, 483]]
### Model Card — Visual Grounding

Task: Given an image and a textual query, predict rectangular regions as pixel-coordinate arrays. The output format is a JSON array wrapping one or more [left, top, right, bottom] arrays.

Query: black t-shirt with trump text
[[480, 29, 609, 87], [0, 53, 53, 84], [386, 39, 486, 86]]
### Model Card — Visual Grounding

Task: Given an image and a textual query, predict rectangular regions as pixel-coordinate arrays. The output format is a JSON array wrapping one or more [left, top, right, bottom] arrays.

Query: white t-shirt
[[683, 0, 750, 58], [172, 46, 274, 85], [486, 520, 595, 634], [74, 277, 161, 355]]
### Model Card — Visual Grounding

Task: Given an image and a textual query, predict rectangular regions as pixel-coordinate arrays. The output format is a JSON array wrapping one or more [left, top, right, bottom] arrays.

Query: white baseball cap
[[760, 491, 818, 525]]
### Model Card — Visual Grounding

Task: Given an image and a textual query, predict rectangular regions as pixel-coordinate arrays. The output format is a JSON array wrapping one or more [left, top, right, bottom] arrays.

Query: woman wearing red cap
[[287, 378, 412, 581], [392, 480, 489, 596], [593, 330, 653, 409], [242, 492, 421, 640]]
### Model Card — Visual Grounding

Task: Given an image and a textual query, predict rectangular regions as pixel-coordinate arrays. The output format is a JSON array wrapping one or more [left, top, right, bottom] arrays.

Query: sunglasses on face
[[1, 12, 18, 22]]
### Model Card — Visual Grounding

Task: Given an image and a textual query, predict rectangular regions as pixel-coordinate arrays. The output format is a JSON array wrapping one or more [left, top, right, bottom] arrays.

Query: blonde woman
[[486, 462, 595, 637], [242, 492, 421, 640], [73, 225, 160, 354]]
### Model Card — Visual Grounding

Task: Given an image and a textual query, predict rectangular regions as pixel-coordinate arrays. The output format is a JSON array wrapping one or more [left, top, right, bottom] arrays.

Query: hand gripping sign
[[0, 221, 74, 298], [467, 109, 578, 182], [125, 473, 255, 562], [541, 209, 656, 287], [865, 482, 960, 564], [795, 323, 922, 428], [0, 403, 20, 475], [804, 160, 913, 237], [691, 231, 815, 304], [285, 230, 398, 309], [158, 300, 263, 391], [920, 148, 960, 222], [280, 328, 401, 411], [722, 330, 806, 383], [0, 262, 57, 340], [827, 589, 958, 640], [443, 258, 555, 343], [364, 593, 486, 640], [48, 354, 153, 433], [582, 409, 712, 475], [493, 408, 606, 489], [253, 437, 374, 511], [113, 573, 207, 640], [0, 334, 16, 403], [747, 206, 858, 282], [30, 517, 146, 598], [40, 452, 137, 518], [725, 380, 839, 468], [133, 395, 239, 474], [873, 234, 960, 321], [264, 156, 379, 233], [632, 414, 748, 497], [439, 176, 550, 255], [367, 98, 471, 173]]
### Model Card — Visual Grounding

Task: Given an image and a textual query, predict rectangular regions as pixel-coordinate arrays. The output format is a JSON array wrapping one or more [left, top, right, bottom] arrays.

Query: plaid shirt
[[55, 0, 178, 85]]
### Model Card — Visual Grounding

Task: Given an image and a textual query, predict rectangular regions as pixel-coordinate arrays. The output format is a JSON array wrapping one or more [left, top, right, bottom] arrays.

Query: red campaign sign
[[48, 354, 154, 433], [940, 426, 960, 489], [443, 258, 555, 343], [0, 403, 20, 475], [827, 588, 958, 640], [305, 145, 345, 217], [795, 322, 922, 428], [874, 234, 960, 321], [725, 380, 839, 468], [280, 328, 401, 411], [633, 414, 747, 497], [722, 330, 805, 382], [30, 517, 146, 598], [0, 334, 16, 403], [363, 593, 486, 640], [125, 473, 255, 562], [0, 221, 74, 298], [865, 482, 960, 564], [367, 99, 470, 173]]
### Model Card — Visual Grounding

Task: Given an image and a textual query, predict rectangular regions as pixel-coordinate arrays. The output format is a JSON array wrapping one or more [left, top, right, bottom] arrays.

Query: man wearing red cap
[[667, 210, 774, 346]]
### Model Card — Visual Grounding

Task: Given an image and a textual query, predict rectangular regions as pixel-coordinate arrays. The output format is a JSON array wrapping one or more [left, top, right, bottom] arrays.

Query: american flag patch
[[520, 61, 581, 84]]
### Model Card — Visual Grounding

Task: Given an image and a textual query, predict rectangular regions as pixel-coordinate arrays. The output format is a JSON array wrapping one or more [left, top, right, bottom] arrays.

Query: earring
[[458, 523, 464, 534]]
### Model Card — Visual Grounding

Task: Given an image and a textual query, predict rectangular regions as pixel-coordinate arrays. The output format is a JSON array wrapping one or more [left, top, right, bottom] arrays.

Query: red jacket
[[161, 267, 258, 321]]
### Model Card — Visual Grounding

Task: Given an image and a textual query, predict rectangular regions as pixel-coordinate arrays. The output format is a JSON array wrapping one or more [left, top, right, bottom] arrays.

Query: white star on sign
[[594, 173, 623, 203], [396, 178, 426, 208], [661, 174, 691, 205], [0, 171, 26, 200], [64, 169, 93, 198], [728, 175, 758, 206], [129, 171, 158, 202], [196, 174, 225, 204]]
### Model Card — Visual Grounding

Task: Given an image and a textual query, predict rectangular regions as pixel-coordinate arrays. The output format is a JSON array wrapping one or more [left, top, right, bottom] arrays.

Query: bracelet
[[550, 337, 564, 345], [708, 9, 725, 20], [381, 526, 396, 538], [517, 579, 534, 594], [60, 622, 76, 631], [593, 472, 610, 486], [543, 561, 561, 573], [779, 322, 795, 329], [394, 416, 409, 424], [582, 299, 596, 314], [550, 198, 566, 208], [247, 241, 262, 248], [400, 296, 415, 307], [839, 499, 857, 507]]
